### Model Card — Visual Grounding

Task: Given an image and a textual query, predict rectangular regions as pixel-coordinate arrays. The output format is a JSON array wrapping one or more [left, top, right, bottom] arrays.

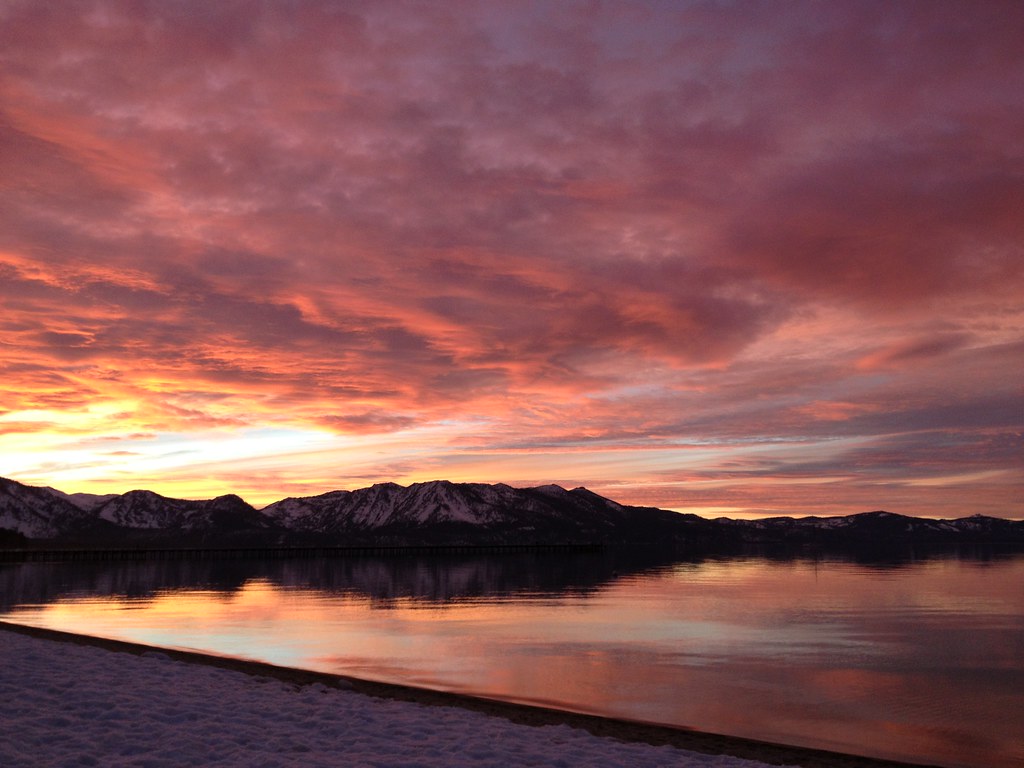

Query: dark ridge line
[[0, 542, 605, 563], [0, 620, 941, 768]]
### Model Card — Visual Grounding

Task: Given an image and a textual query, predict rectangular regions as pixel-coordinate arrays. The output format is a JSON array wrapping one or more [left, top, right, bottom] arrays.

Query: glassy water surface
[[2, 550, 1022, 768]]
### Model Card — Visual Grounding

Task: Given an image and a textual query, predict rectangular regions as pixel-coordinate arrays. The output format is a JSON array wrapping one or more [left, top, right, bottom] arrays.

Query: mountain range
[[1, 475, 1022, 549]]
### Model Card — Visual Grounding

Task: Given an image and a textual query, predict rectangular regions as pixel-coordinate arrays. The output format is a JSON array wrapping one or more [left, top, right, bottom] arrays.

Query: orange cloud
[[1, 2, 1021, 516]]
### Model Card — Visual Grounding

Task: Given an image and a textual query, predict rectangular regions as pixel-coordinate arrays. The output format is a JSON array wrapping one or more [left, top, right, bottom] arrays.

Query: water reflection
[[3, 545, 1016, 611], [2, 549, 1022, 768], [0, 548, 672, 611]]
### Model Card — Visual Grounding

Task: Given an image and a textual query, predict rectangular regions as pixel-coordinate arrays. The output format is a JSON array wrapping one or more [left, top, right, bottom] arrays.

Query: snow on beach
[[0, 627, 783, 768]]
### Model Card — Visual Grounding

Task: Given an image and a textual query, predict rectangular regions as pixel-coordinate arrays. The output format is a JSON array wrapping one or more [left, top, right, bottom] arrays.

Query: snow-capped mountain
[[46, 488, 118, 512], [719, 509, 1024, 546], [0, 476, 691, 545], [264, 481, 619, 532], [261, 480, 692, 544], [0, 477, 276, 544], [96, 490, 272, 533], [0, 475, 1021, 548], [0, 477, 99, 539]]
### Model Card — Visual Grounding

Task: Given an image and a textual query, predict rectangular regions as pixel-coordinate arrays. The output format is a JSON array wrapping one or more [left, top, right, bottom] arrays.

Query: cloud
[[855, 333, 975, 371], [0, 1, 1021, 514], [319, 412, 419, 435]]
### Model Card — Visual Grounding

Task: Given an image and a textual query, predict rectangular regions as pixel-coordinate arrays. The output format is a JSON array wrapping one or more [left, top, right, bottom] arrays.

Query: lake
[[1, 548, 1022, 768]]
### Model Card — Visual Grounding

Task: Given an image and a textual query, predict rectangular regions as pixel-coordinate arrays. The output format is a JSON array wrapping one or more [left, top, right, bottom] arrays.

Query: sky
[[1, 1, 1021, 518]]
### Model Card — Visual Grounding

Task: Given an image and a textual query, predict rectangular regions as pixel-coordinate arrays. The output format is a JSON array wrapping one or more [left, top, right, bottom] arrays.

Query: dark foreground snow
[[0, 629, 782, 768]]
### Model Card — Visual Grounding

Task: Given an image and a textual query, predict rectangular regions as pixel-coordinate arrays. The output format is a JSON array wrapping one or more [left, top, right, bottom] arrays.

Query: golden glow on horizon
[[4, 421, 1021, 517]]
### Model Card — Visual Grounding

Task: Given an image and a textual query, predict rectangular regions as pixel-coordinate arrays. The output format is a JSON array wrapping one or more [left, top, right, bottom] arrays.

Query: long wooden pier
[[0, 542, 604, 563]]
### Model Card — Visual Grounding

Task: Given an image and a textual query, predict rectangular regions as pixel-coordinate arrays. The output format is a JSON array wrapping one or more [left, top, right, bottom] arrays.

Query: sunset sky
[[1, 1, 1021, 518]]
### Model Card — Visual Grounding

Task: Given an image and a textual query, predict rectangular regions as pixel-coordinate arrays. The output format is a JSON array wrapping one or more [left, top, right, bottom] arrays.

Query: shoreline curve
[[0, 620, 939, 768]]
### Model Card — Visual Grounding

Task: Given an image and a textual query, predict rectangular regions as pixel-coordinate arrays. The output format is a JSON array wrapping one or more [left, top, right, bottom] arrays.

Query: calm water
[[2, 549, 1022, 768]]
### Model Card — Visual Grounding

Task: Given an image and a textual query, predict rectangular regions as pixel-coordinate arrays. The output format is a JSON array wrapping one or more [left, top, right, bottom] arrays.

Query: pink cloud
[[0, 1, 1021, 514]]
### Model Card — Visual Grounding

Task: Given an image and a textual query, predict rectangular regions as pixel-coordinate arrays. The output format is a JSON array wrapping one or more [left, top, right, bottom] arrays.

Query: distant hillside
[[1, 476, 1022, 549]]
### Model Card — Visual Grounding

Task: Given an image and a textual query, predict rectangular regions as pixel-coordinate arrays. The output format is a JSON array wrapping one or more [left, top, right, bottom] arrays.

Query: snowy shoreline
[[0, 622, 921, 768]]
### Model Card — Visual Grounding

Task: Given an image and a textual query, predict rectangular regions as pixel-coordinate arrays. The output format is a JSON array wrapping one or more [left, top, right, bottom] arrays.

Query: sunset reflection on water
[[3, 553, 1023, 768]]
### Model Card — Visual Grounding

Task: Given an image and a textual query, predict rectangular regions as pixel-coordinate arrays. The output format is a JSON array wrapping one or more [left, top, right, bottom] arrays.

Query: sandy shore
[[0, 621, 936, 768]]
